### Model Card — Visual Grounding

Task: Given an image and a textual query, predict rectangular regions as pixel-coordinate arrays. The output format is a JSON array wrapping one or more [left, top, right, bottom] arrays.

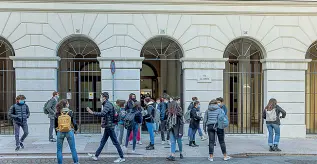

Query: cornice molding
[[1, 1, 317, 15], [97, 57, 144, 61], [9, 56, 61, 61], [180, 58, 228, 70], [9, 56, 60, 68], [261, 58, 312, 70], [98, 57, 144, 69]]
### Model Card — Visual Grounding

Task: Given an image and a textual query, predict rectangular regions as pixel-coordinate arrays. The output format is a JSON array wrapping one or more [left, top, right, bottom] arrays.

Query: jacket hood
[[147, 101, 154, 106], [208, 104, 220, 111]]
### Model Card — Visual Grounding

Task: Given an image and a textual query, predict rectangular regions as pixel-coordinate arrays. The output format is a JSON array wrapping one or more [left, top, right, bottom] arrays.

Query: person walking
[[123, 101, 143, 153], [159, 97, 169, 144], [263, 98, 286, 152], [144, 97, 156, 150], [44, 91, 59, 142], [166, 100, 184, 161], [87, 92, 125, 163], [55, 99, 79, 164], [203, 99, 230, 162], [8, 95, 30, 151], [117, 100, 127, 146], [189, 100, 202, 147]]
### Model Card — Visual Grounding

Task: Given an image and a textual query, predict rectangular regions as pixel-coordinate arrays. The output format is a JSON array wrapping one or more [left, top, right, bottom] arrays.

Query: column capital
[[260, 59, 312, 70], [97, 57, 144, 69], [9, 56, 61, 68], [180, 57, 228, 70]]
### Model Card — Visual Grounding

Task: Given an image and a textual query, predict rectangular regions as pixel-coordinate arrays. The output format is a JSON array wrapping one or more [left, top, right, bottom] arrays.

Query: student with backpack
[[117, 100, 127, 146], [8, 95, 30, 151], [166, 100, 184, 161], [44, 91, 59, 142], [55, 99, 79, 164], [159, 97, 169, 145], [189, 100, 202, 147], [263, 98, 286, 152], [203, 99, 230, 162], [153, 98, 161, 135], [123, 101, 142, 153], [87, 92, 125, 163], [114, 99, 121, 140], [144, 97, 156, 150]]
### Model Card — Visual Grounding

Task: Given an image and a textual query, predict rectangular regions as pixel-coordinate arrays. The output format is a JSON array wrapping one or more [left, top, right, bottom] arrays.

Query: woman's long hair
[[56, 99, 68, 114], [265, 98, 277, 111], [168, 100, 181, 115]]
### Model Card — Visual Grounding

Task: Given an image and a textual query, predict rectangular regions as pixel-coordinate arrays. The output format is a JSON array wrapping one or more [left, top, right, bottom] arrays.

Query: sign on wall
[[197, 74, 212, 83], [89, 92, 94, 99], [67, 92, 72, 99]]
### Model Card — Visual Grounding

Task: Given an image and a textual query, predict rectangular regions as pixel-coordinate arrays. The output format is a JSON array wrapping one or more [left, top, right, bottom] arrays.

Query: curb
[[230, 153, 317, 158]]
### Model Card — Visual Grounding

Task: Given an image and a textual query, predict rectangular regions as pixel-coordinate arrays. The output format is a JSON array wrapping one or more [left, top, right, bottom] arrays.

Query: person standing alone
[[44, 91, 59, 142]]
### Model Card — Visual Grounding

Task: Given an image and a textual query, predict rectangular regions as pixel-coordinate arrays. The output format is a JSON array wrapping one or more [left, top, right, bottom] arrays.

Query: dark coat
[[189, 107, 201, 129], [54, 108, 78, 131], [94, 100, 116, 129], [8, 103, 30, 125], [169, 113, 184, 139]]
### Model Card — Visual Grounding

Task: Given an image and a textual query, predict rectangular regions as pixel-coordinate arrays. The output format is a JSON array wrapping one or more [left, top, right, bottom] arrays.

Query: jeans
[[188, 127, 203, 138], [207, 125, 226, 155], [129, 126, 141, 141], [267, 124, 280, 146], [146, 122, 155, 144], [125, 123, 139, 150], [160, 120, 169, 141], [170, 131, 183, 153], [57, 131, 78, 164], [49, 118, 55, 140], [95, 128, 124, 158], [117, 124, 125, 145], [190, 128, 198, 141], [14, 122, 29, 147], [153, 122, 160, 132]]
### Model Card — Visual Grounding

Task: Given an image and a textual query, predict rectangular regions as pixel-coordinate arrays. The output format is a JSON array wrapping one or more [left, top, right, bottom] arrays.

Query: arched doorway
[[223, 38, 263, 134], [0, 37, 15, 135], [140, 36, 183, 106], [141, 63, 158, 100], [57, 36, 101, 134], [306, 41, 317, 134]]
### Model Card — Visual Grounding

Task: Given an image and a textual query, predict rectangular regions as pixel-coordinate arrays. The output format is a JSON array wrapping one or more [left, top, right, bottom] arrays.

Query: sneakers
[[114, 158, 126, 163], [129, 141, 132, 145], [132, 150, 136, 153], [273, 144, 281, 151], [88, 153, 98, 161], [166, 156, 176, 161], [161, 141, 165, 145], [137, 141, 142, 145], [15, 146, 20, 151], [180, 154, 184, 159], [201, 136, 207, 141], [19, 142, 24, 149], [49, 138, 56, 142], [146, 144, 155, 150], [208, 157, 214, 161], [269, 146, 274, 152], [224, 156, 231, 161]]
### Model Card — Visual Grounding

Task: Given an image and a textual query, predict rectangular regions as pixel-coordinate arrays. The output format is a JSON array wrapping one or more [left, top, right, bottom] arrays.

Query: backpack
[[43, 100, 50, 115], [109, 102, 119, 124], [217, 110, 229, 129], [266, 108, 277, 122], [58, 111, 72, 132], [124, 111, 136, 129], [184, 109, 191, 123], [154, 108, 160, 123]]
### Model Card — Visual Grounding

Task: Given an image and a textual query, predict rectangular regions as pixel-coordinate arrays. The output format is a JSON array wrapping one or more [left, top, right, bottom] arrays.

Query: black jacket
[[262, 105, 286, 125], [94, 100, 116, 129], [144, 102, 155, 123], [189, 107, 201, 129], [8, 103, 30, 125]]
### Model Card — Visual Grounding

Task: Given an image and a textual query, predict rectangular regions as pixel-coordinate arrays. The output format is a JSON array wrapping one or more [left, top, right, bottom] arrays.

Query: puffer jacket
[[189, 107, 201, 129], [8, 103, 30, 125], [158, 102, 167, 121], [94, 100, 115, 129], [144, 102, 155, 123], [203, 104, 222, 131]]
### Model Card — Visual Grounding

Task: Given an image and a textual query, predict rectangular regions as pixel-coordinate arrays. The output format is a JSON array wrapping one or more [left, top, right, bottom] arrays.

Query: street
[[1, 156, 317, 164]]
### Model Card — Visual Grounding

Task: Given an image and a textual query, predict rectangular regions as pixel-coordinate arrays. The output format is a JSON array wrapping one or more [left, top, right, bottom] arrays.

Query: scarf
[[167, 106, 182, 130]]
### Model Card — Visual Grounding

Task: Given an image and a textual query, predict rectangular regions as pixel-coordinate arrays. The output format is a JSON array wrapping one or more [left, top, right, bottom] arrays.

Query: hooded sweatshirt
[[203, 104, 222, 131]]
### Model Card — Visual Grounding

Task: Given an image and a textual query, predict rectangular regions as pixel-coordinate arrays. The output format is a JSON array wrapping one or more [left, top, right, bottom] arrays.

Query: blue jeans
[[95, 128, 124, 158], [125, 123, 139, 150], [170, 131, 182, 153], [57, 131, 78, 164], [190, 128, 198, 141], [146, 122, 155, 144], [267, 124, 280, 146], [188, 127, 203, 140], [14, 122, 29, 147]]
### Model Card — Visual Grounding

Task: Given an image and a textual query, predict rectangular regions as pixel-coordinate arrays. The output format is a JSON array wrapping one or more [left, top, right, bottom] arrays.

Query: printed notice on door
[[67, 92, 72, 99], [89, 92, 94, 99]]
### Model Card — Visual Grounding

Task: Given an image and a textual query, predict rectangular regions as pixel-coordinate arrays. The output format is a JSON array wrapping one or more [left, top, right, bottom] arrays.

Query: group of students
[[8, 90, 287, 163]]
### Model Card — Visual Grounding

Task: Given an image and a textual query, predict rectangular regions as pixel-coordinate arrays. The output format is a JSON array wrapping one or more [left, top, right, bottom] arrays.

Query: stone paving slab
[[1, 134, 317, 158]]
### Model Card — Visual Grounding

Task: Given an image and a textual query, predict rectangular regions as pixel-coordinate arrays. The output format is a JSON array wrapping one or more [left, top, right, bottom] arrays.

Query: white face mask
[[66, 104, 70, 108], [100, 97, 104, 102]]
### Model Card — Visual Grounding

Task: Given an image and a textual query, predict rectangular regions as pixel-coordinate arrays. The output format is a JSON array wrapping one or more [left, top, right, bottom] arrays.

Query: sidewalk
[[1, 133, 317, 158]]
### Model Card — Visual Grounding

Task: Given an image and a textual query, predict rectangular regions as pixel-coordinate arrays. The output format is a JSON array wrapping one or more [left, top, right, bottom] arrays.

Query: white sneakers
[[208, 157, 214, 161], [129, 141, 132, 145], [137, 141, 142, 145], [201, 136, 207, 141], [132, 150, 136, 153], [88, 153, 98, 161], [224, 156, 231, 161], [161, 141, 165, 145], [114, 158, 126, 163]]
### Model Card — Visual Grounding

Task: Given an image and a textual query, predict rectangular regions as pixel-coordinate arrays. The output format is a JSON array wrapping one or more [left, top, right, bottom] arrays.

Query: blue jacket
[[118, 107, 126, 125], [159, 102, 167, 121], [8, 103, 30, 125], [221, 105, 228, 116]]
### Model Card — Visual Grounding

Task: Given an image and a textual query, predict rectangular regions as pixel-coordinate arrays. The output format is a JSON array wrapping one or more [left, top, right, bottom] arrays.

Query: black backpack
[[124, 111, 136, 130]]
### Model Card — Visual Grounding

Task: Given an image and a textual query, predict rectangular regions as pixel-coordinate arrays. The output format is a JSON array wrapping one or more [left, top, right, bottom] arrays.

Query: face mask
[[66, 104, 70, 108], [156, 101, 160, 104], [19, 100, 25, 104], [56, 95, 60, 99], [218, 103, 222, 106], [164, 100, 168, 103], [100, 97, 104, 102]]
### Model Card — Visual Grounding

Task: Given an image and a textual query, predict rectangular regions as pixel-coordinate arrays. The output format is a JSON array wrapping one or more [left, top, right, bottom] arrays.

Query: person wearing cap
[[86, 92, 125, 163]]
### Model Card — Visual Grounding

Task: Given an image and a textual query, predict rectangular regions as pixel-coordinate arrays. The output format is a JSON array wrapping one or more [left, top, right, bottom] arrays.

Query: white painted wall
[[0, 1, 316, 137]]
